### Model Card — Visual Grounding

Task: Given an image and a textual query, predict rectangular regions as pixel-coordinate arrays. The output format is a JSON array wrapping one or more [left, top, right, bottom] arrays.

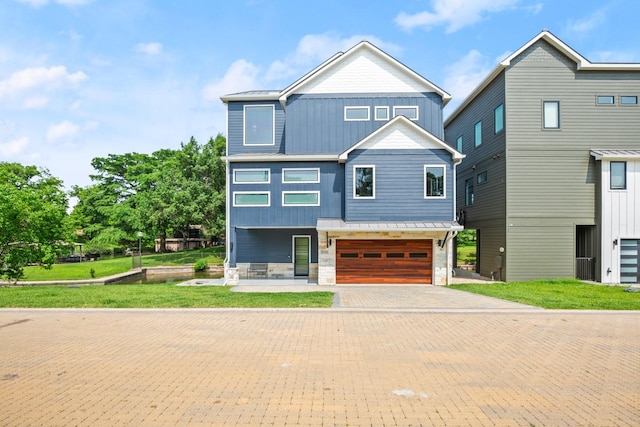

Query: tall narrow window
[[354, 166, 375, 198], [244, 105, 274, 145], [456, 136, 463, 152], [543, 101, 560, 129], [474, 121, 482, 147], [494, 104, 504, 134], [465, 178, 474, 206], [424, 165, 445, 198], [610, 161, 627, 190]]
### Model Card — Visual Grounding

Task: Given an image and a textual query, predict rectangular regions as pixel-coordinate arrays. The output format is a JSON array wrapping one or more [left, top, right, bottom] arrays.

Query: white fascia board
[[223, 154, 339, 162]]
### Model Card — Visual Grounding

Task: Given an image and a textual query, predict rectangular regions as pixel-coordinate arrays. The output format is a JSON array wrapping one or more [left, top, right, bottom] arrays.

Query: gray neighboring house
[[444, 30, 640, 284]]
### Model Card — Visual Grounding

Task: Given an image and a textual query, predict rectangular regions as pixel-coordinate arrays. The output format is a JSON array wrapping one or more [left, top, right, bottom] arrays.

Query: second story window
[[233, 169, 270, 184], [456, 135, 463, 152], [596, 95, 614, 105], [610, 161, 627, 190], [424, 165, 445, 198], [282, 168, 320, 183], [543, 101, 560, 129], [345, 106, 370, 121], [621, 96, 638, 105], [465, 178, 474, 206], [393, 106, 419, 120], [374, 106, 389, 121], [244, 105, 274, 145], [354, 166, 375, 198], [494, 104, 504, 134], [474, 121, 482, 147]]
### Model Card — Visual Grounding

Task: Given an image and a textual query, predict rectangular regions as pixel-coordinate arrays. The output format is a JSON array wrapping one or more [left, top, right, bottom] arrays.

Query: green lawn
[[450, 279, 640, 310], [0, 283, 334, 308], [20, 248, 224, 281]]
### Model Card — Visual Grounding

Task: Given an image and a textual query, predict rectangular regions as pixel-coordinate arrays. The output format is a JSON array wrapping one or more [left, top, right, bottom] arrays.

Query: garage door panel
[[336, 239, 432, 284]]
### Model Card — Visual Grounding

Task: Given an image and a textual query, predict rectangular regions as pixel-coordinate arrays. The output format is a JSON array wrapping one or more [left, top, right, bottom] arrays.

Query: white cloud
[[16, 0, 93, 6], [591, 50, 637, 63], [134, 42, 163, 55], [202, 59, 261, 102], [443, 50, 492, 103], [395, 0, 520, 33], [565, 10, 606, 35], [0, 136, 29, 156], [46, 120, 79, 142], [0, 65, 88, 99], [22, 96, 50, 109]]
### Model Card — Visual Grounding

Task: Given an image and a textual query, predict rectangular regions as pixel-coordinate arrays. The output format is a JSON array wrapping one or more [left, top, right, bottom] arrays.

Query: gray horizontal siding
[[344, 149, 454, 221], [227, 101, 285, 155], [230, 161, 343, 227], [235, 228, 318, 263], [285, 93, 444, 154]]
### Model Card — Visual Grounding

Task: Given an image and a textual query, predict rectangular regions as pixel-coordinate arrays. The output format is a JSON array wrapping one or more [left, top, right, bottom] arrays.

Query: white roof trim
[[445, 30, 640, 126], [317, 218, 463, 232], [338, 115, 465, 163], [279, 41, 451, 108], [223, 153, 339, 162]]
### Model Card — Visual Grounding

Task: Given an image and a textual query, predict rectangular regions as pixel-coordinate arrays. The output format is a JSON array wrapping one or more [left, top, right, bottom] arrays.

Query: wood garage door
[[336, 239, 432, 284]]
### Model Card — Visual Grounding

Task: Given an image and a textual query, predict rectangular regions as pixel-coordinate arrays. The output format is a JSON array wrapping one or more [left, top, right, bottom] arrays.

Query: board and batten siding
[[344, 149, 454, 222], [285, 93, 444, 154], [229, 161, 343, 228], [599, 159, 640, 283], [227, 101, 285, 155]]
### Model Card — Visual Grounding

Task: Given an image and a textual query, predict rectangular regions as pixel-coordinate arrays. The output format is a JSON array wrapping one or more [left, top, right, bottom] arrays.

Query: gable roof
[[445, 30, 640, 126], [339, 115, 464, 163]]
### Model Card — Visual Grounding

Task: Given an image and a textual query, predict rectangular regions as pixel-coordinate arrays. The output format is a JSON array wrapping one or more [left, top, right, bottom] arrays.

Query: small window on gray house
[[477, 171, 487, 184], [456, 136, 463, 152], [374, 106, 389, 121], [596, 95, 615, 105], [474, 121, 482, 147], [465, 178, 474, 206], [244, 105, 275, 145], [345, 106, 370, 121], [494, 104, 504, 133], [621, 96, 638, 105], [543, 101, 560, 129], [354, 166, 375, 198], [610, 161, 627, 190]]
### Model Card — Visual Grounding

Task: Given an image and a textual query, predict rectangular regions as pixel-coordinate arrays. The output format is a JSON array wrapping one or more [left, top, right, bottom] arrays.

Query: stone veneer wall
[[234, 263, 318, 280], [318, 230, 452, 286]]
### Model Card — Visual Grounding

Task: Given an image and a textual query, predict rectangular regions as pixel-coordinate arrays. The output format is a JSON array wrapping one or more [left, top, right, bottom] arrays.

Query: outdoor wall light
[[613, 239, 618, 246]]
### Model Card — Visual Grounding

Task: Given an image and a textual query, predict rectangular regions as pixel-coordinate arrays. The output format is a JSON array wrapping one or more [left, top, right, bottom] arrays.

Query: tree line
[[1, 135, 226, 282]]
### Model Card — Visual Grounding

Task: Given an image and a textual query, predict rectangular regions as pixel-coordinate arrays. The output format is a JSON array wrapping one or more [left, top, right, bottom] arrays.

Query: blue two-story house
[[222, 41, 464, 285]]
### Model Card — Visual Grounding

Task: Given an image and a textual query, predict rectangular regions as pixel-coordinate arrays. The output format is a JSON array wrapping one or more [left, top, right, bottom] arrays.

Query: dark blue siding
[[285, 93, 444, 154], [234, 229, 318, 263], [345, 149, 454, 221], [230, 161, 343, 227], [227, 101, 285, 155]]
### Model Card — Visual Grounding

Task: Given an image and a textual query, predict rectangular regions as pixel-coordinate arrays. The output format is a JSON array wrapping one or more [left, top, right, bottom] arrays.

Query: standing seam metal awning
[[316, 218, 463, 232]]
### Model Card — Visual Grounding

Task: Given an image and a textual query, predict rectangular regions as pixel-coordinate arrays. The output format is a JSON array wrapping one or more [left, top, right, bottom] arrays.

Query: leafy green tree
[[0, 163, 70, 282]]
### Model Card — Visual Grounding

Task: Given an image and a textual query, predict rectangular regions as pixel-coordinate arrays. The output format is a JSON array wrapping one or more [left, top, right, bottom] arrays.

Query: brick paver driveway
[[1, 308, 638, 426]]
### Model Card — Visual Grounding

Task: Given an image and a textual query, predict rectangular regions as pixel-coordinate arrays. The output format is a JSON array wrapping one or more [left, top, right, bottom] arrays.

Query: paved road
[[1, 302, 638, 426]]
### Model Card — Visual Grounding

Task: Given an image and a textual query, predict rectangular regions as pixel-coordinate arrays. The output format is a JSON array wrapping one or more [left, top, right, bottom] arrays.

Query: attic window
[[374, 106, 389, 121], [596, 95, 614, 105], [345, 106, 370, 121], [393, 106, 419, 120], [621, 96, 638, 105]]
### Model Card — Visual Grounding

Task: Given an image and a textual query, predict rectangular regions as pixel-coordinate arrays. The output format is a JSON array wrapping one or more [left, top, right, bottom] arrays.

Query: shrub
[[194, 259, 208, 272]]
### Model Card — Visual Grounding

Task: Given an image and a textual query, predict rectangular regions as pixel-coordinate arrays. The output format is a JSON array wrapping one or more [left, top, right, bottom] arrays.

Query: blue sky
[[1, 0, 638, 192]]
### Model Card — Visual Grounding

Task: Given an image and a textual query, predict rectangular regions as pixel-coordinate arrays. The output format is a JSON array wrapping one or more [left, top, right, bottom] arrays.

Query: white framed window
[[282, 168, 320, 184], [344, 106, 370, 121], [244, 105, 275, 146], [393, 106, 419, 120], [282, 191, 320, 206], [233, 192, 270, 207], [477, 171, 488, 184], [424, 165, 445, 198], [474, 121, 482, 147], [233, 169, 270, 184], [494, 104, 504, 134], [353, 165, 375, 199], [374, 106, 389, 121], [456, 135, 463, 152], [596, 95, 615, 105], [610, 161, 627, 190], [621, 95, 638, 105], [543, 101, 560, 129]]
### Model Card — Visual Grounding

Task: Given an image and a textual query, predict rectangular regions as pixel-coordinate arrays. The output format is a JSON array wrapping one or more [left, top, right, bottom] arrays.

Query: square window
[[621, 96, 638, 105], [456, 136, 463, 152], [465, 178, 474, 206], [610, 161, 627, 190], [597, 95, 615, 105], [282, 168, 320, 183], [233, 169, 270, 184], [474, 121, 482, 147], [543, 101, 560, 129], [477, 171, 487, 184], [345, 106, 370, 121], [244, 105, 274, 145], [233, 192, 270, 207], [393, 106, 419, 120], [282, 192, 320, 206], [494, 104, 504, 133], [354, 166, 375, 198], [374, 106, 389, 121], [424, 165, 445, 198]]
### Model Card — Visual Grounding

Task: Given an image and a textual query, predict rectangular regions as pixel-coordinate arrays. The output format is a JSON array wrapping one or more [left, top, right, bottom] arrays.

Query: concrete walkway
[[1, 307, 638, 426]]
